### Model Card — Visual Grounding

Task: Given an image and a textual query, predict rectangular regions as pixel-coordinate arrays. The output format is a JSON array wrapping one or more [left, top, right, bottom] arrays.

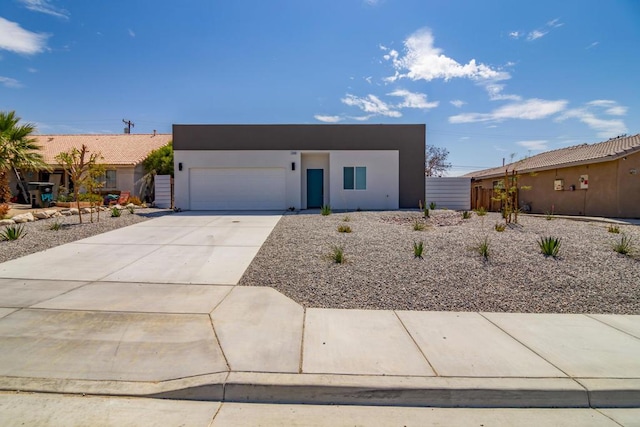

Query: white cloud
[[27, 67, 37, 73], [341, 94, 402, 117], [314, 115, 343, 123], [382, 28, 508, 82], [449, 98, 568, 124], [363, 0, 381, 5], [509, 31, 521, 39], [0, 18, 48, 55], [349, 115, 374, 121], [517, 140, 548, 151], [547, 18, 564, 28], [0, 76, 22, 88], [387, 89, 438, 110], [450, 100, 466, 108], [128, 29, 136, 37], [18, 0, 69, 19], [586, 41, 599, 49], [557, 100, 628, 137], [364, 76, 372, 84], [483, 82, 522, 101], [527, 30, 547, 41]]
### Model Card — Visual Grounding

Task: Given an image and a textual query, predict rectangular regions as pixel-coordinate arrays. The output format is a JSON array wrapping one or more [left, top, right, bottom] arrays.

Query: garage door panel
[[190, 168, 286, 210]]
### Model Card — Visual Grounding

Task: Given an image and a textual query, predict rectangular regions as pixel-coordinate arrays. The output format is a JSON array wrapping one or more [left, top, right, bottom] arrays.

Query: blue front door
[[307, 169, 323, 208]]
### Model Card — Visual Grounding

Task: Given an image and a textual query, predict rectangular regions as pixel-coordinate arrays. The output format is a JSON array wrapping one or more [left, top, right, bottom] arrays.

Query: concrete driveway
[[0, 210, 639, 420]]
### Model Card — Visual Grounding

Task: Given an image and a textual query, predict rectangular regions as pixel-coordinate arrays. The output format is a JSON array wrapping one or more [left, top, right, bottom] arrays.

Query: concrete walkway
[[0, 212, 639, 421]]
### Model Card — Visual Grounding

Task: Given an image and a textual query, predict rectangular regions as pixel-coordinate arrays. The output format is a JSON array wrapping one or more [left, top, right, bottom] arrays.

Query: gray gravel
[[239, 210, 640, 314], [0, 208, 174, 263]]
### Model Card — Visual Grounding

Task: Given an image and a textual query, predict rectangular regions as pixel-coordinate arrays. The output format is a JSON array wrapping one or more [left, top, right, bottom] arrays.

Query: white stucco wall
[[329, 151, 399, 210], [174, 149, 399, 210]]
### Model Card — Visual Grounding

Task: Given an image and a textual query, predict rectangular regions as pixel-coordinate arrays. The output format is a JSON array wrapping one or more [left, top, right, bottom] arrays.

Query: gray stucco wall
[[173, 124, 425, 209]]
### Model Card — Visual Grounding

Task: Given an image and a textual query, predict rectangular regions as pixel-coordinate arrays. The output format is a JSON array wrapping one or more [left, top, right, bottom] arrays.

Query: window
[[343, 166, 366, 190], [104, 170, 117, 188]]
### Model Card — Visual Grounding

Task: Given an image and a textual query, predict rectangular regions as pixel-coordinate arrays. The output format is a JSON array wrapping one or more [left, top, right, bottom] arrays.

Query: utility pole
[[122, 119, 135, 134]]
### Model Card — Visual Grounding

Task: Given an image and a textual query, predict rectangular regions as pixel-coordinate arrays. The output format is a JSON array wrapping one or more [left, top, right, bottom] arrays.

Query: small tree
[[139, 142, 173, 202], [55, 145, 102, 224], [84, 161, 106, 223], [425, 146, 452, 177]]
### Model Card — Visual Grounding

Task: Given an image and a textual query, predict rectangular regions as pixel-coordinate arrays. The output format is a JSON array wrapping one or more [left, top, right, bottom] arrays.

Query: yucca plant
[[49, 220, 62, 231], [110, 207, 122, 217], [320, 205, 332, 216], [462, 210, 472, 219], [413, 240, 424, 259], [538, 236, 561, 258], [429, 201, 436, 210], [613, 235, 633, 255], [1, 224, 27, 241], [423, 208, 430, 218]]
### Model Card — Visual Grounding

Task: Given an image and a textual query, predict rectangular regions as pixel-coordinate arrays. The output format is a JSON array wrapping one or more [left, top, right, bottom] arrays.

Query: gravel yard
[[0, 208, 173, 263], [239, 210, 640, 314]]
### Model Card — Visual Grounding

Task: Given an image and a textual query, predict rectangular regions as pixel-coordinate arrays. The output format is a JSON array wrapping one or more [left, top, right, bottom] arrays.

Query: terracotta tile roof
[[33, 134, 172, 166], [465, 133, 640, 179]]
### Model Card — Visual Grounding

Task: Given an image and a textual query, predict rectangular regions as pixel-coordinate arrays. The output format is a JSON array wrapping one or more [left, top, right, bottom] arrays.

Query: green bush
[[476, 236, 490, 261], [321, 205, 332, 216], [413, 219, 426, 231], [538, 236, 561, 258], [494, 223, 506, 232], [429, 202, 436, 210], [462, 210, 472, 219], [475, 207, 487, 216], [423, 208, 430, 218], [49, 221, 62, 231], [110, 207, 122, 217]]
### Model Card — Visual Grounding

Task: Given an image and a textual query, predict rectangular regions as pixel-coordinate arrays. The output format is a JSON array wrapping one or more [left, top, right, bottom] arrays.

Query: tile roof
[[33, 134, 172, 166], [465, 133, 640, 179]]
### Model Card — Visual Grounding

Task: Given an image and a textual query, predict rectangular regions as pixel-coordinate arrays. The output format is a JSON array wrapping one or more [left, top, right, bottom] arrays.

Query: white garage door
[[189, 168, 286, 210]]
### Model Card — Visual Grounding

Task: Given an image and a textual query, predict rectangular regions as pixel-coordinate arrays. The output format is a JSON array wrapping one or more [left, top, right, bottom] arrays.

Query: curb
[[2, 373, 639, 409]]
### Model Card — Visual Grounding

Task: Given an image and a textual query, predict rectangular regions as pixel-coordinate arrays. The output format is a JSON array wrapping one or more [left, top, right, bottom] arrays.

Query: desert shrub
[[423, 208, 430, 218], [343, 215, 351, 222], [413, 240, 424, 259], [321, 205, 332, 216], [494, 223, 506, 232], [607, 224, 621, 234], [330, 245, 345, 264], [613, 235, 633, 255], [538, 236, 561, 258], [462, 210, 472, 219], [337, 224, 352, 233], [128, 196, 142, 205], [1, 224, 27, 241], [0, 204, 9, 218], [475, 207, 487, 216], [49, 220, 62, 231], [413, 219, 426, 231], [127, 205, 135, 214], [429, 201, 436, 210], [476, 236, 490, 261], [110, 207, 122, 217]]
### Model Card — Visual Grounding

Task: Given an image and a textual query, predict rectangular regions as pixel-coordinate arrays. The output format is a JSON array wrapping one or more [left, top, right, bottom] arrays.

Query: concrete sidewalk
[[0, 212, 638, 413]]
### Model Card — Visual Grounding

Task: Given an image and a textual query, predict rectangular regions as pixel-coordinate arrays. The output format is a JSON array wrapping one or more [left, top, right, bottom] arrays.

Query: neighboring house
[[10, 133, 172, 200], [465, 133, 640, 218], [173, 124, 425, 210]]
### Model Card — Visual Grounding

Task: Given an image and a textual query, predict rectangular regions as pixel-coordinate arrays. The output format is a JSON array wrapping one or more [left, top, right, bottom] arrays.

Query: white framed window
[[343, 166, 366, 190]]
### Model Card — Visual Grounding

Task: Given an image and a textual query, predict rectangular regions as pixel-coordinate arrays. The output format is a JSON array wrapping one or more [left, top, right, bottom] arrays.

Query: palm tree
[[0, 111, 49, 204]]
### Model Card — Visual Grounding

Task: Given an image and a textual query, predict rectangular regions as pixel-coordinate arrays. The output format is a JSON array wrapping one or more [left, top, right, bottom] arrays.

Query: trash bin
[[27, 182, 55, 208]]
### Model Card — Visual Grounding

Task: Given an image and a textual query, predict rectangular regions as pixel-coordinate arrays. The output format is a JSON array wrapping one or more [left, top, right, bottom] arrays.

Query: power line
[[122, 119, 135, 134]]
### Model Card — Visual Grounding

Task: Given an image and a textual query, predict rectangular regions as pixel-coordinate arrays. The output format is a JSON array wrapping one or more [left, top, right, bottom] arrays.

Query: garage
[[189, 168, 286, 210]]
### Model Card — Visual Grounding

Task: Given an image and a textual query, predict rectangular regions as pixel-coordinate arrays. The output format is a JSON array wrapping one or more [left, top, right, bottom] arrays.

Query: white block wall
[[425, 177, 471, 210]]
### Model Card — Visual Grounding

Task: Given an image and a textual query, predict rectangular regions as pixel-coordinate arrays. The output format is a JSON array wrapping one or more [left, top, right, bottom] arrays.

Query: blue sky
[[1, 0, 639, 175]]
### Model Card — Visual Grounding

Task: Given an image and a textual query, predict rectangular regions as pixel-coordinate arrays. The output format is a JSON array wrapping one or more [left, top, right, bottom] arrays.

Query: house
[[173, 124, 425, 210], [10, 133, 172, 201], [465, 133, 640, 218]]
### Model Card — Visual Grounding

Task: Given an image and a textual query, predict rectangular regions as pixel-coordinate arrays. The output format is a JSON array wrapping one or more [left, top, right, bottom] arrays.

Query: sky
[[1, 0, 639, 176]]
